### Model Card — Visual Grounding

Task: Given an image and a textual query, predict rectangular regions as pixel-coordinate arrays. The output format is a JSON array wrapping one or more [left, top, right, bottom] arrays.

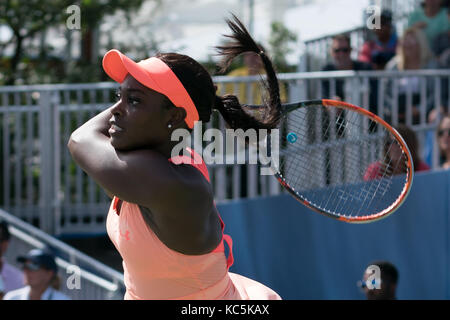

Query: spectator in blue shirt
[[359, 9, 398, 70]]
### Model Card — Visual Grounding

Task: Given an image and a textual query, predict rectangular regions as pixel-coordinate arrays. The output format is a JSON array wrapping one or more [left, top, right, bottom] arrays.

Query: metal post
[[52, 92, 61, 235], [38, 91, 54, 234]]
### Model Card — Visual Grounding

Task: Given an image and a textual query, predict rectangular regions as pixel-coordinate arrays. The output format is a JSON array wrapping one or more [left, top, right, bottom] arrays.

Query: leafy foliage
[[268, 21, 298, 73]]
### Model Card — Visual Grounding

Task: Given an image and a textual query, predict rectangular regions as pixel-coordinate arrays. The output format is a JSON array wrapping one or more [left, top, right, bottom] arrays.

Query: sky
[[100, 0, 372, 64], [0, 0, 388, 64]]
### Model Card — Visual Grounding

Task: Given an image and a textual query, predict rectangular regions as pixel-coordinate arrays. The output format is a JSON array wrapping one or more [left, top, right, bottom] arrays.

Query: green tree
[[0, 0, 150, 85], [268, 21, 298, 73], [77, 0, 146, 63], [0, 0, 73, 84]]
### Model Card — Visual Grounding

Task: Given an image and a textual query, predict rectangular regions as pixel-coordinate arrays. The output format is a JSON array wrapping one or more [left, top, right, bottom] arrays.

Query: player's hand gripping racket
[[256, 99, 414, 223]]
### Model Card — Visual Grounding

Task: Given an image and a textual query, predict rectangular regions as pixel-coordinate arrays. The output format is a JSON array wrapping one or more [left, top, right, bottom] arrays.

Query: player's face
[[109, 75, 173, 151]]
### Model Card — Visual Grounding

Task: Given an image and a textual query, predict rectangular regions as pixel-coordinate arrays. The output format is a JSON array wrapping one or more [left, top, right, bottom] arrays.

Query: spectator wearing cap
[[0, 220, 24, 298], [3, 248, 70, 300], [359, 10, 398, 70]]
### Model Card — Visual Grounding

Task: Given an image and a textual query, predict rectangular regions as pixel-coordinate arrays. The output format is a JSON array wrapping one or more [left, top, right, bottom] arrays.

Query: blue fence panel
[[217, 169, 450, 299]]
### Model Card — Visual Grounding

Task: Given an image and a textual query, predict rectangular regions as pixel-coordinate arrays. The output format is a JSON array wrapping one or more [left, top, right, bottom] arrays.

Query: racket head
[[262, 99, 414, 223]]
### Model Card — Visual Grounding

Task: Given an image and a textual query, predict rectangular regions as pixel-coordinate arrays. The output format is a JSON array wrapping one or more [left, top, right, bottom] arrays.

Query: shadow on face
[[331, 39, 352, 69], [109, 75, 176, 151], [22, 261, 54, 289]]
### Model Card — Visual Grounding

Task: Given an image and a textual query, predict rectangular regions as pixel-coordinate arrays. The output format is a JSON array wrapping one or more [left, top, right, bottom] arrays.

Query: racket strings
[[275, 103, 410, 219]]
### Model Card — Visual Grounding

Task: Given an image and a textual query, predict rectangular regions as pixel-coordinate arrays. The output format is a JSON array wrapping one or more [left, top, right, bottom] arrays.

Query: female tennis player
[[68, 16, 282, 300]]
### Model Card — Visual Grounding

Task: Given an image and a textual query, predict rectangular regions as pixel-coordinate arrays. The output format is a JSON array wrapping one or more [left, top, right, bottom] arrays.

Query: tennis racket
[[255, 99, 414, 223]]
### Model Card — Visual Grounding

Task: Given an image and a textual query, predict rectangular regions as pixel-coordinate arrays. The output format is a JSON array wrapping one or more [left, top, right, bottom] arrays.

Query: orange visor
[[102, 49, 199, 129]]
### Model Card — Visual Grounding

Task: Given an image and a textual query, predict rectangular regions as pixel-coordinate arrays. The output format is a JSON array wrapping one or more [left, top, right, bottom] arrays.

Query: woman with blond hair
[[384, 27, 438, 125], [386, 27, 437, 71]]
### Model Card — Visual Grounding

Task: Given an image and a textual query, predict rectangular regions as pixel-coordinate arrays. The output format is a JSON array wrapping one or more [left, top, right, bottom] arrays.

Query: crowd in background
[[222, 1, 450, 171], [0, 0, 449, 301], [320, 0, 449, 171]]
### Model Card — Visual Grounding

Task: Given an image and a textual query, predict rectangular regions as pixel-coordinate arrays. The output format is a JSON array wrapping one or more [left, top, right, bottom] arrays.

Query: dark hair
[[437, 114, 450, 161], [369, 261, 399, 285], [157, 14, 281, 131], [156, 52, 216, 123], [395, 124, 420, 170], [0, 220, 10, 242]]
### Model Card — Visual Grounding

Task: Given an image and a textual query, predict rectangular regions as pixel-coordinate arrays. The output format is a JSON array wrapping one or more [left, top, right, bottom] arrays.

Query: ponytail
[[214, 94, 276, 130], [214, 14, 281, 130]]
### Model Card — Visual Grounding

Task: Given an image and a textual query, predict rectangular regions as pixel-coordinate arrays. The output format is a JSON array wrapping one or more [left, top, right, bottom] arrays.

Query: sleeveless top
[[106, 148, 281, 300]]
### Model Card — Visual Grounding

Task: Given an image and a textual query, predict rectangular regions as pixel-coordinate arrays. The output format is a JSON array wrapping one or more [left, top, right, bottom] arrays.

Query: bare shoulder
[[116, 149, 213, 215], [136, 160, 221, 254]]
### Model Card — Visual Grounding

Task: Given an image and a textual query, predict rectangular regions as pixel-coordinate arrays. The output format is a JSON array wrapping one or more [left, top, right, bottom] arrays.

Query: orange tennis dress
[[106, 148, 281, 300]]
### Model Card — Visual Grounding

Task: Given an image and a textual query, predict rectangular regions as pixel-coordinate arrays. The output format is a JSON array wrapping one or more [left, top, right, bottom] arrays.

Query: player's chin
[[109, 136, 131, 151]]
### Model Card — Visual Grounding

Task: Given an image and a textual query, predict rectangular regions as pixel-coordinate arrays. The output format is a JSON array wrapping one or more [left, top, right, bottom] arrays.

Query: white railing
[[0, 69, 448, 235], [0, 208, 125, 299]]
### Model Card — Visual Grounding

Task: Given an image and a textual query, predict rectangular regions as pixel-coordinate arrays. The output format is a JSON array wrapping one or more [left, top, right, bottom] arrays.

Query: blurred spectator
[[224, 50, 268, 108], [432, 29, 450, 118], [364, 124, 430, 180], [407, 0, 449, 52], [386, 27, 437, 71], [359, 9, 398, 70], [433, 30, 450, 68], [3, 248, 70, 300], [359, 261, 398, 300], [322, 34, 373, 73], [221, 44, 287, 113], [0, 220, 24, 298], [385, 27, 438, 124], [219, 44, 288, 198], [321, 34, 377, 114], [437, 114, 450, 169]]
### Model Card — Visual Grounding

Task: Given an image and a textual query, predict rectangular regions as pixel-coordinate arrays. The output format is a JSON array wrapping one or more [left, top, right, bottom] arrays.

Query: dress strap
[[168, 147, 210, 182]]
